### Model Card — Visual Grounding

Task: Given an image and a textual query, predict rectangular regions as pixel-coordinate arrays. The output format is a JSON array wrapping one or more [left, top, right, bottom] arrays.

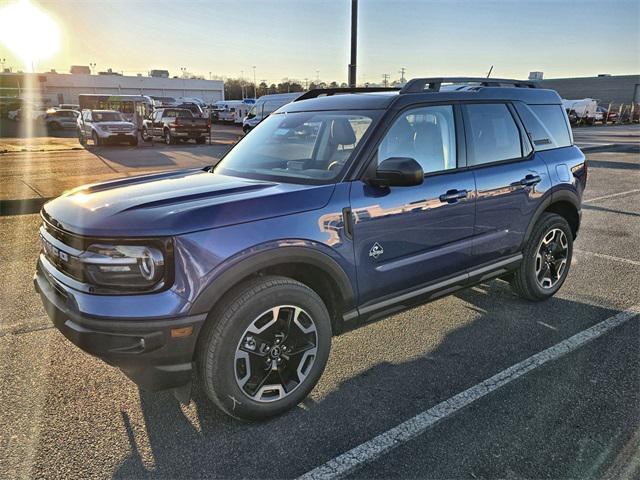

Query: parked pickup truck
[[142, 108, 210, 144]]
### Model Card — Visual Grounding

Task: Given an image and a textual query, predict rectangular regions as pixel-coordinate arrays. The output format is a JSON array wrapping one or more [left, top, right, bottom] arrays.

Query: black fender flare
[[189, 246, 355, 315], [521, 188, 581, 248]]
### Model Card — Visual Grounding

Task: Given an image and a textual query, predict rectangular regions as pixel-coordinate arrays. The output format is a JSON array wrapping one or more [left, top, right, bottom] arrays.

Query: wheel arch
[[523, 189, 581, 247], [189, 246, 356, 334]]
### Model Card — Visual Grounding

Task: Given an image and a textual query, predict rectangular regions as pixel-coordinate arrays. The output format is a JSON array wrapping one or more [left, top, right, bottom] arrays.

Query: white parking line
[[584, 189, 640, 204], [299, 305, 640, 480], [575, 249, 640, 267]]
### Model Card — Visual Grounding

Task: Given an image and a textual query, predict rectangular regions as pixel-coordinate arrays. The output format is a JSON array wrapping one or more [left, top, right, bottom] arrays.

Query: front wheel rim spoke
[[235, 305, 318, 403]]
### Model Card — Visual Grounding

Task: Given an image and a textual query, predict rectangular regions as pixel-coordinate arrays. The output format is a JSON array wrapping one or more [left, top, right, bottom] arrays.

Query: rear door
[[462, 102, 551, 267], [350, 104, 477, 308]]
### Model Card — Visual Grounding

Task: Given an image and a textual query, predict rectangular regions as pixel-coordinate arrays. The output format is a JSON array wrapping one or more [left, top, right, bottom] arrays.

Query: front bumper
[[34, 261, 206, 391], [96, 131, 137, 140]]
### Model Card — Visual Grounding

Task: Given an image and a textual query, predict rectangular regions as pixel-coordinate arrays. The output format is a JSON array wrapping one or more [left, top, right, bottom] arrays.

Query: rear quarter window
[[514, 103, 572, 151]]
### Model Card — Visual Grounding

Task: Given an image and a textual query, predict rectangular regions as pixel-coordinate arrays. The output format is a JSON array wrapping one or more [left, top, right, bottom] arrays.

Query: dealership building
[[0, 70, 225, 106]]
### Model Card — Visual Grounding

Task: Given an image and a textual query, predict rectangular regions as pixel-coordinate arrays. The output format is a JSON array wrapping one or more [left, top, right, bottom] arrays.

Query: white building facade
[[0, 72, 225, 105]]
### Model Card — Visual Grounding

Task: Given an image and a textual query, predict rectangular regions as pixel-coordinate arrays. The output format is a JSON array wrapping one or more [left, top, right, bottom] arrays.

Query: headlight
[[80, 244, 166, 291]]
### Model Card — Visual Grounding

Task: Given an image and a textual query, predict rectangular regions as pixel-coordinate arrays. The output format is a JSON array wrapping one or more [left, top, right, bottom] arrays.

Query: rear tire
[[164, 129, 173, 145], [78, 129, 86, 146], [129, 136, 138, 146], [510, 213, 573, 301], [196, 136, 206, 144], [197, 275, 332, 421]]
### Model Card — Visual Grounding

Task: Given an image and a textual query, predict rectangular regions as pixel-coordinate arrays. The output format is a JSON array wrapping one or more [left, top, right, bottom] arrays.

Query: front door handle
[[439, 189, 468, 204], [519, 174, 542, 187]]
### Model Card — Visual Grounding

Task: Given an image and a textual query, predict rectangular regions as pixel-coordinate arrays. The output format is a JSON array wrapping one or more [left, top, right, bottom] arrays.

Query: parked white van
[[242, 92, 303, 133], [214, 100, 254, 124]]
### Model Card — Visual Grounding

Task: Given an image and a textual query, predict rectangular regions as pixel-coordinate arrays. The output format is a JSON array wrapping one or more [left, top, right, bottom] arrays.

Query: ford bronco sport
[[35, 78, 587, 420]]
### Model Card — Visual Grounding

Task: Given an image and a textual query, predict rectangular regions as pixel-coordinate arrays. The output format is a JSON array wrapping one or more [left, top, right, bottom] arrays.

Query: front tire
[[196, 136, 206, 144], [164, 129, 174, 145], [511, 213, 573, 301], [197, 276, 332, 421], [92, 131, 101, 146]]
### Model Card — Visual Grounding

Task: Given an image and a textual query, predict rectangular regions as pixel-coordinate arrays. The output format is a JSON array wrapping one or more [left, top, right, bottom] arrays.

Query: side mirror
[[368, 157, 424, 187]]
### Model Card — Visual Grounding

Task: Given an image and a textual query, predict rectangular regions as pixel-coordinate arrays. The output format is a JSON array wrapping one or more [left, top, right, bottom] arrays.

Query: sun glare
[[0, 0, 61, 71]]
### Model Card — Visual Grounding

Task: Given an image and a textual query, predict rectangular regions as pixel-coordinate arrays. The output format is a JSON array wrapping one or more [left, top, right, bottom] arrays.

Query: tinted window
[[465, 104, 522, 165], [378, 105, 457, 174], [523, 104, 572, 150], [216, 111, 376, 184]]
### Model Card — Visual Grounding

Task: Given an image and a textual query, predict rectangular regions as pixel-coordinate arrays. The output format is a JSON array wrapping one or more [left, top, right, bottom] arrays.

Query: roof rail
[[399, 77, 538, 94], [294, 87, 400, 102]]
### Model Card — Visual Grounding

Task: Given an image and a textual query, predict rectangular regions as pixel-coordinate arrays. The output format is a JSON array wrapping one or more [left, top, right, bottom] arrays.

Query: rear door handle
[[439, 189, 468, 204], [519, 174, 542, 187]]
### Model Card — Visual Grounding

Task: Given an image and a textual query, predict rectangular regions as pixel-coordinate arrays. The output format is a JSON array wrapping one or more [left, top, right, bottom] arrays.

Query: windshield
[[93, 111, 125, 122], [215, 110, 377, 184]]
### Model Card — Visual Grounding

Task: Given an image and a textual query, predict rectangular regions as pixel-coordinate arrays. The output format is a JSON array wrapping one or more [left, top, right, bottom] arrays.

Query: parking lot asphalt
[[0, 129, 638, 479]]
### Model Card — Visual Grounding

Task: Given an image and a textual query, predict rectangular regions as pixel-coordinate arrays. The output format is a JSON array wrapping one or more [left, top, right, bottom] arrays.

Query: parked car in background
[[175, 102, 206, 118], [45, 109, 79, 130], [37, 78, 586, 421], [8, 103, 48, 122], [142, 107, 210, 144], [596, 106, 618, 123], [213, 100, 253, 123], [149, 96, 177, 108], [77, 109, 138, 146], [242, 92, 303, 133]]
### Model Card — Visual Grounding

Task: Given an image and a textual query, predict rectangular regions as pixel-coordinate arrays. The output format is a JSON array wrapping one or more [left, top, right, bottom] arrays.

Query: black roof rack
[[399, 77, 538, 94], [294, 87, 400, 102]]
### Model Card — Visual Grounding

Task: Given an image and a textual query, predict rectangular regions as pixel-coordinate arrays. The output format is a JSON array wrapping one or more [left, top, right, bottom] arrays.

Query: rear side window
[[515, 103, 572, 150], [464, 104, 522, 166]]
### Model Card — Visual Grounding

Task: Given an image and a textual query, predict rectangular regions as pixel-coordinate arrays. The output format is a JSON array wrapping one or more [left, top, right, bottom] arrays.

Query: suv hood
[[42, 169, 335, 237]]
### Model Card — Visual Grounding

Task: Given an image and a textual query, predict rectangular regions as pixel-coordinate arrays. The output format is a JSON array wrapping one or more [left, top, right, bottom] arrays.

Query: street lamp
[[252, 66, 256, 99], [89, 62, 96, 74]]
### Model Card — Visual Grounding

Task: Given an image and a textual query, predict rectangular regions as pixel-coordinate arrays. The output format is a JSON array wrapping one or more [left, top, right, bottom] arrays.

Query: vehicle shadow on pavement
[[91, 144, 231, 169], [113, 280, 636, 479]]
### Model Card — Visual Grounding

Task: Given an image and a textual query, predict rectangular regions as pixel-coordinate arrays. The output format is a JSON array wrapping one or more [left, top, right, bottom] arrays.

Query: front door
[[350, 105, 476, 308]]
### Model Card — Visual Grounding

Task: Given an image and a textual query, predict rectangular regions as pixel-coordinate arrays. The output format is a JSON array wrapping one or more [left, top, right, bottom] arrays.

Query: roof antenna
[[486, 65, 494, 78]]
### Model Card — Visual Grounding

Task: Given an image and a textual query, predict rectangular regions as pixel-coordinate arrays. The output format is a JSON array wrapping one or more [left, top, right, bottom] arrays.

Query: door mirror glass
[[370, 157, 424, 187]]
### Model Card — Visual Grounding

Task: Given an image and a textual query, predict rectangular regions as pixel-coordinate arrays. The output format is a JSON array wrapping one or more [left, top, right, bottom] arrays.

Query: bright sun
[[0, 0, 61, 71]]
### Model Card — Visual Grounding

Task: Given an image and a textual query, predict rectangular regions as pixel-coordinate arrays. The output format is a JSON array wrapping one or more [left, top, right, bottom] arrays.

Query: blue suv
[[35, 78, 587, 420]]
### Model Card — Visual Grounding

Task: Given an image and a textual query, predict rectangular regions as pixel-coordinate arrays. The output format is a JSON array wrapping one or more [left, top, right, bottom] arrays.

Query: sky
[[0, 0, 638, 84]]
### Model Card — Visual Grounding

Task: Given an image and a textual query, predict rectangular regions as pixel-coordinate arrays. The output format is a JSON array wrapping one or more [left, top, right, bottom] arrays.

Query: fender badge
[[369, 242, 384, 260]]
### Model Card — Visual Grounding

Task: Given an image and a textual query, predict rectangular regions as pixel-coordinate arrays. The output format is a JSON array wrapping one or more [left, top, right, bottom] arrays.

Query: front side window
[[378, 105, 457, 174], [215, 110, 377, 184], [465, 103, 522, 166]]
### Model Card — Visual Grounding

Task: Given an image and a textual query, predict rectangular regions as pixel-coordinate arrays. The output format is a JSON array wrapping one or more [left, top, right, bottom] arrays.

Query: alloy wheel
[[535, 228, 568, 289], [234, 305, 318, 403]]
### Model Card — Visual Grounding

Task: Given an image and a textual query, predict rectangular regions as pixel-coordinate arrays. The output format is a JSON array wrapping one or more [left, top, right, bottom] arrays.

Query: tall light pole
[[252, 66, 256, 98], [348, 0, 358, 87], [241, 70, 244, 99]]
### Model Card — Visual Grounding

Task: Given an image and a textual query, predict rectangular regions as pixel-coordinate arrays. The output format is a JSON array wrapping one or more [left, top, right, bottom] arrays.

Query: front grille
[[40, 221, 85, 282]]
